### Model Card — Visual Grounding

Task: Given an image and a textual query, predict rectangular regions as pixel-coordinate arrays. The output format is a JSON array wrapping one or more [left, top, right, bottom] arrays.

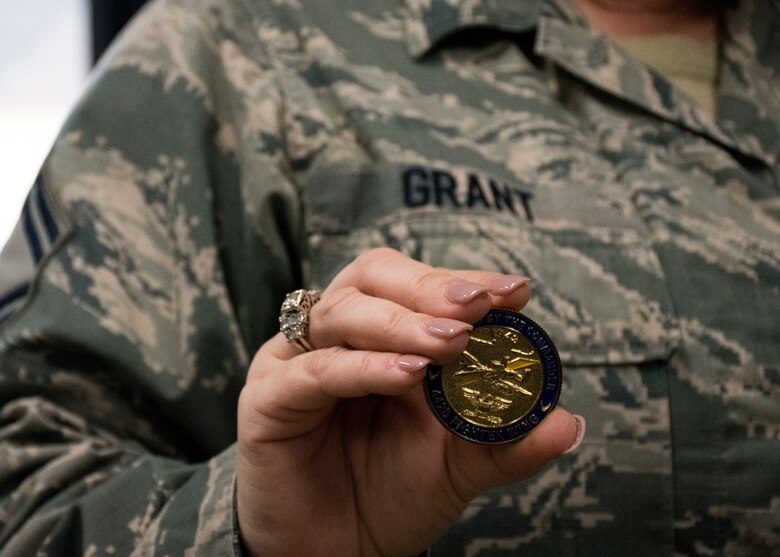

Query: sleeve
[[0, 0, 300, 554]]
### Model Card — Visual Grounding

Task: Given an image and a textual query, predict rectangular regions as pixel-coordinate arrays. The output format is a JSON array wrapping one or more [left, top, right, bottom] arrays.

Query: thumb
[[447, 409, 586, 498]]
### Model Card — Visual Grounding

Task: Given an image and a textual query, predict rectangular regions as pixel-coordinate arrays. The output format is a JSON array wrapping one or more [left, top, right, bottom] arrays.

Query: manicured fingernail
[[397, 355, 431, 373], [426, 318, 473, 339], [446, 282, 491, 304], [562, 415, 586, 455], [487, 275, 530, 295]]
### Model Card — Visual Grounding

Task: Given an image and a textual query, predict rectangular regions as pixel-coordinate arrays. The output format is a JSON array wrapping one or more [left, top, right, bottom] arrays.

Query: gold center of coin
[[441, 326, 543, 428]]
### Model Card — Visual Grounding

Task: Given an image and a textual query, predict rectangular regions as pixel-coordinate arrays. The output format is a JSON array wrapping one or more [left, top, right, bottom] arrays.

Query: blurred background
[[0, 0, 147, 245]]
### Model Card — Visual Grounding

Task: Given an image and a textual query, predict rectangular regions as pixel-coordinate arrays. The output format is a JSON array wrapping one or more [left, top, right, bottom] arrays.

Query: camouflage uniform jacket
[[0, 0, 778, 555]]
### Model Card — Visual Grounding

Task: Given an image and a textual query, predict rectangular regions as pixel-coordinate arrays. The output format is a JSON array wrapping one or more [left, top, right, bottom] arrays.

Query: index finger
[[328, 248, 531, 321]]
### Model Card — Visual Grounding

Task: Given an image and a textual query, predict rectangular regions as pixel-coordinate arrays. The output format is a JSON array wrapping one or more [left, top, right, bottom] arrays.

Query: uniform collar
[[402, 0, 779, 167], [534, 0, 779, 166], [401, 0, 545, 58], [716, 1, 780, 167]]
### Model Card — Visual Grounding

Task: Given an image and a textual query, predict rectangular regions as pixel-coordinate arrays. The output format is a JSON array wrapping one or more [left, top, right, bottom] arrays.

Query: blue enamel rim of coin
[[424, 309, 562, 445]]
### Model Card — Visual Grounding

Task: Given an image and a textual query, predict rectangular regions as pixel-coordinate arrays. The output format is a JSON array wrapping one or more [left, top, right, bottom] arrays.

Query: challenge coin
[[424, 309, 562, 444]]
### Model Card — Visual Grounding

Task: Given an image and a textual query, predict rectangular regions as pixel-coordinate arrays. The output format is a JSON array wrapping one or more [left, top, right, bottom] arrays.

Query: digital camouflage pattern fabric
[[0, 0, 778, 555]]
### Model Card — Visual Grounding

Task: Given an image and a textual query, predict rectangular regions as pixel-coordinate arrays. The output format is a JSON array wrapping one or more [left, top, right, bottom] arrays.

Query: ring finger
[[283, 287, 475, 363]]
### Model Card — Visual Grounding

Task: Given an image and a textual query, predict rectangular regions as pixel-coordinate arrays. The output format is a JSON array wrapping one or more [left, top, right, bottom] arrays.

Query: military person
[[0, 0, 777, 555]]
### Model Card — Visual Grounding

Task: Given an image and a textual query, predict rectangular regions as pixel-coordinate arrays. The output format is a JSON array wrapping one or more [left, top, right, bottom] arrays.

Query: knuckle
[[247, 342, 281, 381], [315, 286, 360, 323], [367, 246, 401, 261], [408, 270, 446, 303], [353, 247, 398, 271], [299, 351, 334, 399], [377, 305, 407, 334], [247, 358, 270, 382], [300, 353, 323, 383], [356, 352, 377, 388]]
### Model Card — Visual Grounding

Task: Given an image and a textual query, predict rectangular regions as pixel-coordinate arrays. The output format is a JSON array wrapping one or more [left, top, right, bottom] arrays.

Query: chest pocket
[[303, 161, 680, 367]]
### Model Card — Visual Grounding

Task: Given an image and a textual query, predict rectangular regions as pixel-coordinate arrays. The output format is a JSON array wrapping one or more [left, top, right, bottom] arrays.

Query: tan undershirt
[[610, 34, 718, 115]]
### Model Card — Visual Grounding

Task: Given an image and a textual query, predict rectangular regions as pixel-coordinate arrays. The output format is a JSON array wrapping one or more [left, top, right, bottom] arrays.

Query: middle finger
[[309, 287, 473, 362]]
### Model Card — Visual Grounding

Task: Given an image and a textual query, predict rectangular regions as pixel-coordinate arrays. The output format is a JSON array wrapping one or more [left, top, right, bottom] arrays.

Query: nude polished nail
[[445, 282, 491, 304], [562, 415, 587, 455], [397, 355, 431, 373], [425, 318, 473, 339], [488, 275, 530, 295]]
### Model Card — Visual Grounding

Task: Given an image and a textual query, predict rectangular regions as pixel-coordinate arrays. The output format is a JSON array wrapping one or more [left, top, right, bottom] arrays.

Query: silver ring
[[279, 289, 322, 352]]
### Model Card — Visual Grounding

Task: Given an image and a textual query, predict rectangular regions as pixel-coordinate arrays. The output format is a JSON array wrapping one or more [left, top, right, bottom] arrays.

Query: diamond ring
[[279, 289, 322, 352]]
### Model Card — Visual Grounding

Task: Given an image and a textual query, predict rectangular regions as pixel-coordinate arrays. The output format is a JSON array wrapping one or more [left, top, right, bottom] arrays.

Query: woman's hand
[[236, 248, 584, 556]]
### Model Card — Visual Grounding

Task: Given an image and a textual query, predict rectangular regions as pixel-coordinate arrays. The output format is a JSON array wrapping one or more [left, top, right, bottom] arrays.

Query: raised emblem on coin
[[424, 309, 561, 444]]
